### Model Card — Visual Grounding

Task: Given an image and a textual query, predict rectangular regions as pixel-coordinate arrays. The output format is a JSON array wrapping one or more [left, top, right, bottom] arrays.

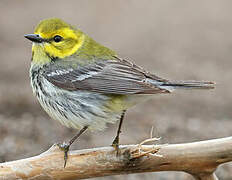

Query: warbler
[[24, 18, 214, 167]]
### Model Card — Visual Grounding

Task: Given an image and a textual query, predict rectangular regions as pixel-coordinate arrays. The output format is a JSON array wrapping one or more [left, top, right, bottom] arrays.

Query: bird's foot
[[111, 136, 120, 156], [57, 142, 70, 168]]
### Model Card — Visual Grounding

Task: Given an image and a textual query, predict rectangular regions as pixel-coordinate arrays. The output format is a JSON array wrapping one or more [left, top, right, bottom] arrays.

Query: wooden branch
[[1, 137, 232, 180]]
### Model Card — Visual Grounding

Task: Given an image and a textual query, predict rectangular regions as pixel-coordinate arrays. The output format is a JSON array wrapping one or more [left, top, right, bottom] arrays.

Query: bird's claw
[[112, 136, 120, 156], [57, 142, 70, 168]]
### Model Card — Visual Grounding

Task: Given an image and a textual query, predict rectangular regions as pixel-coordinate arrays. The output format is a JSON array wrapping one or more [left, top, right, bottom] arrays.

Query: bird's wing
[[43, 57, 170, 95]]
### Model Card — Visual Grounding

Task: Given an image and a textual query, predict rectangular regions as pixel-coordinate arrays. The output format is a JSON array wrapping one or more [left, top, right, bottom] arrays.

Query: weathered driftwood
[[1, 137, 232, 180]]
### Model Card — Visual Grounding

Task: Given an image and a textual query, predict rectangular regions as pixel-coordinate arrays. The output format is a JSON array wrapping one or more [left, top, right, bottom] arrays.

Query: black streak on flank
[[45, 52, 59, 62], [31, 51, 34, 61], [51, 56, 59, 62]]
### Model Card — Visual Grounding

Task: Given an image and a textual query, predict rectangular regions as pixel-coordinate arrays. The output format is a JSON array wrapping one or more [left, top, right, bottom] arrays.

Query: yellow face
[[28, 18, 84, 64]]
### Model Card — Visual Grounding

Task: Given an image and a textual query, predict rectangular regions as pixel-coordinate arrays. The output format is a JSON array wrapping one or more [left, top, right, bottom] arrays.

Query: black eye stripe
[[53, 35, 63, 42]]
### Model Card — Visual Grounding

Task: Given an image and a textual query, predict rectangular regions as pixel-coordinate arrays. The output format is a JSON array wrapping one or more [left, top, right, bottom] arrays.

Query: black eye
[[53, 35, 62, 42]]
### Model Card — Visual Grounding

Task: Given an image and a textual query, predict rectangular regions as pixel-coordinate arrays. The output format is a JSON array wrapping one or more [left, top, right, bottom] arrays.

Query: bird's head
[[25, 18, 85, 65]]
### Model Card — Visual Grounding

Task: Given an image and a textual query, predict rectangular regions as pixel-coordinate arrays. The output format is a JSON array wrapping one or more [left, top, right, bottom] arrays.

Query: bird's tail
[[148, 79, 215, 92]]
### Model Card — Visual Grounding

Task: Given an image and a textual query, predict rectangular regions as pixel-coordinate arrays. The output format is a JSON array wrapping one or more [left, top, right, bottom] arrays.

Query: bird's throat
[[32, 44, 52, 65]]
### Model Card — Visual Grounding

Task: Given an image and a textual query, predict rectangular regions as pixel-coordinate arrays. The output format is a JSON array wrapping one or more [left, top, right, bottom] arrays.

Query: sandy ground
[[0, 1, 232, 179]]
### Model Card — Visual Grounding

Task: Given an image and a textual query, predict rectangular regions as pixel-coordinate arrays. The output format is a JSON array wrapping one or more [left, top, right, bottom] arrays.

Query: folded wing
[[43, 58, 170, 95]]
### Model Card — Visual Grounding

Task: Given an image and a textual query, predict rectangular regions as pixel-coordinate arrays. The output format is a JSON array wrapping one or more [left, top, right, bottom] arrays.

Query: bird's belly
[[31, 75, 121, 131]]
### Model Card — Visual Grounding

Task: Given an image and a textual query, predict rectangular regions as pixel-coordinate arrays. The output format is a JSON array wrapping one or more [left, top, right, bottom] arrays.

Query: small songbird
[[24, 18, 214, 167]]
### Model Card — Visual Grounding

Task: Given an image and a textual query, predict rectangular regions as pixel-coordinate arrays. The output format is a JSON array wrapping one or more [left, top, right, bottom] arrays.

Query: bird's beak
[[24, 34, 44, 43]]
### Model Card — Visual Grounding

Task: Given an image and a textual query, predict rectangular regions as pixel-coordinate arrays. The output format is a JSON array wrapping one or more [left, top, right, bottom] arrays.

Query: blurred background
[[0, 0, 231, 179]]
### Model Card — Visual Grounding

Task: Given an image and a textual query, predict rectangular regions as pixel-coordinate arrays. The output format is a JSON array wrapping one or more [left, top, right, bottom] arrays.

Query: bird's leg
[[112, 110, 126, 155], [58, 126, 88, 168]]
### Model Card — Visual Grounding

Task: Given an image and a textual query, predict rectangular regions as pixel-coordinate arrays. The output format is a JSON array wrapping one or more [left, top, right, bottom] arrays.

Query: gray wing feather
[[43, 58, 169, 95]]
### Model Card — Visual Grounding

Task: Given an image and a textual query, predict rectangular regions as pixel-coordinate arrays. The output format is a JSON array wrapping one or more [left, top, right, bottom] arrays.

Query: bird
[[24, 18, 214, 167]]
